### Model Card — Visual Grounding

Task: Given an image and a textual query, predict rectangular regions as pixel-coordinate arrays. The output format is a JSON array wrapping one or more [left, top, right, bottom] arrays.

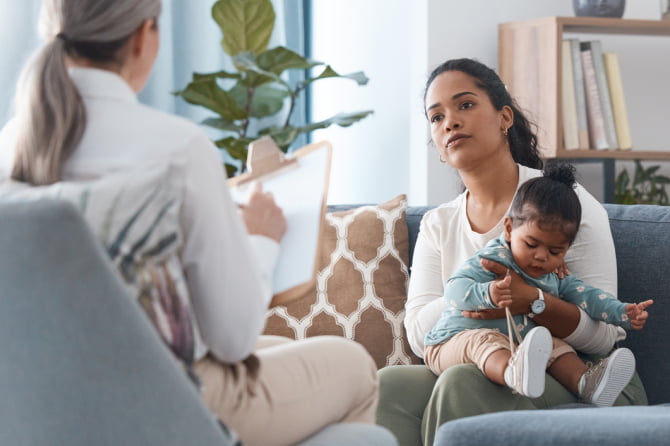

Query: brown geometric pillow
[[263, 194, 422, 368]]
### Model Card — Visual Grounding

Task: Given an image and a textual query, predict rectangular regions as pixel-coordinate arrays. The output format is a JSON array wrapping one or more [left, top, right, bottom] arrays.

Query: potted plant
[[615, 159, 670, 205], [174, 0, 373, 176]]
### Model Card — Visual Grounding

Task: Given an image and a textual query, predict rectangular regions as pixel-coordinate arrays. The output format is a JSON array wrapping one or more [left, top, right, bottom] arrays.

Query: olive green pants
[[376, 361, 647, 446]]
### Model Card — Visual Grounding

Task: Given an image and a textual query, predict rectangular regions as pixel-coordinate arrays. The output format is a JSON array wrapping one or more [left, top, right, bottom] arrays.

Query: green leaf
[[645, 165, 661, 177], [225, 163, 239, 178], [229, 82, 289, 118], [258, 126, 299, 151], [257, 46, 322, 74], [299, 110, 374, 132], [175, 78, 247, 120], [654, 175, 670, 184], [302, 65, 370, 88], [233, 51, 282, 87], [202, 117, 243, 132], [215, 136, 253, 162], [212, 0, 275, 56], [192, 70, 241, 81]]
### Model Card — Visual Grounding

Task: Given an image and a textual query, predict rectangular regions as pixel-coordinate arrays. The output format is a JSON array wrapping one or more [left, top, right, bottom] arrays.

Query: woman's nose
[[444, 117, 461, 132]]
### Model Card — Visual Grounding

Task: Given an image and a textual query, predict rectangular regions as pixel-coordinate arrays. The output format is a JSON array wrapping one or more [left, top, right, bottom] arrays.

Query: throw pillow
[[263, 194, 422, 368], [0, 163, 197, 365]]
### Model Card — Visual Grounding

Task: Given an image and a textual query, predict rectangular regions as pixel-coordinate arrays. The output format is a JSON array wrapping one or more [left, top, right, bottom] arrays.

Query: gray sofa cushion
[[605, 204, 670, 405], [435, 404, 670, 446]]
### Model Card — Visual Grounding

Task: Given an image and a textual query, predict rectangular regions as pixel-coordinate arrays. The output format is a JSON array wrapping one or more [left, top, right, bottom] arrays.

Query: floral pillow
[[0, 163, 196, 366]]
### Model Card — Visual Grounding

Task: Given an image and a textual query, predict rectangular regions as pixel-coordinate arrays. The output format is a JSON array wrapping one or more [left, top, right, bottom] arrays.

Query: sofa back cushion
[[264, 195, 422, 368], [604, 203, 670, 405]]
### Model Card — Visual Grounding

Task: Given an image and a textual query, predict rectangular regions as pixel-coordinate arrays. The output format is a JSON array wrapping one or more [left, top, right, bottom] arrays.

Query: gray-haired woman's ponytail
[[10, 0, 161, 186], [11, 36, 86, 185]]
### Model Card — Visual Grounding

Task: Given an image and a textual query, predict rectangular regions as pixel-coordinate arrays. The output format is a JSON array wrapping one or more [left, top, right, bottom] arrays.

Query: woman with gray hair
[[0, 1, 385, 445]]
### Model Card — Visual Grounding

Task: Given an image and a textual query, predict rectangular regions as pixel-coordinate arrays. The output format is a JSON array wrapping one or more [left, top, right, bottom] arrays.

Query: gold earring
[[502, 127, 509, 137], [439, 155, 447, 163]]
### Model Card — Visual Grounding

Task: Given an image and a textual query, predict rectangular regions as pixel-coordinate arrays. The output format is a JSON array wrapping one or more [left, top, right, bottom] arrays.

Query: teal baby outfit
[[425, 234, 631, 346]]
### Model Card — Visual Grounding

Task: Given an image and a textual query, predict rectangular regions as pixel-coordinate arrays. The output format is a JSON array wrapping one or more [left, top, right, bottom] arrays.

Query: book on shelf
[[602, 52, 633, 150], [580, 41, 610, 150], [588, 40, 619, 149], [561, 39, 579, 150], [568, 38, 590, 149]]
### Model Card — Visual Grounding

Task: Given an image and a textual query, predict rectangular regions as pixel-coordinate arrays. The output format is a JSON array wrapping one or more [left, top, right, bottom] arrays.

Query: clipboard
[[228, 136, 332, 307]]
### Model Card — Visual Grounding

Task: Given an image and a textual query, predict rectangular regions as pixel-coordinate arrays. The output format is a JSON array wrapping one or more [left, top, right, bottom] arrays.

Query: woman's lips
[[446, 134, 469, 148]]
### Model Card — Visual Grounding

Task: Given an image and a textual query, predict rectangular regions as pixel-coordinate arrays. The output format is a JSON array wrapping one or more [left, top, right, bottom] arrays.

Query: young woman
[[0, 2, 382, 445], [375, 58, 648, 446]]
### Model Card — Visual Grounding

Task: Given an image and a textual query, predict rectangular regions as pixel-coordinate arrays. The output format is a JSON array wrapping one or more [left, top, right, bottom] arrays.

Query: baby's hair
[[509, 163, 582, 244]]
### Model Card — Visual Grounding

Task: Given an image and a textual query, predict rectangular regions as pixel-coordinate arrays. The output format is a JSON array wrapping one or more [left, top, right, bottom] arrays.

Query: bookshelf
[[498, 16, 670, 161]]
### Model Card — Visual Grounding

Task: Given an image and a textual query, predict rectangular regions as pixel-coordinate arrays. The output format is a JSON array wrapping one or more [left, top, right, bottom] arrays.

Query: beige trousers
[[424, 328, 575, 375], [194, 335, 378, 446]]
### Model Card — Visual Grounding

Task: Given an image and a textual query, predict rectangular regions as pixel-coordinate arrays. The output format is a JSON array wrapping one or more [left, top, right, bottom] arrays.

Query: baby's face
[[506, 221, 570, 278]]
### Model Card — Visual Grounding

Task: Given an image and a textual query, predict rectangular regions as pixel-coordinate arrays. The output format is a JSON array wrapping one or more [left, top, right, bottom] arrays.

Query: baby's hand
[[489, 272, 512, 308], [625, 299, 654, 330]]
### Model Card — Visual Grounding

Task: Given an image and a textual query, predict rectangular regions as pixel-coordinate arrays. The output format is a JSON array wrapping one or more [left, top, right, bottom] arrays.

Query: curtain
[[0, 0, 42, 124], [0, 0, 309, 149]]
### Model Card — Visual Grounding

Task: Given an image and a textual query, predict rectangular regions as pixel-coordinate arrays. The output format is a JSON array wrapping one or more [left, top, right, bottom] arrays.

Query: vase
[[662, 0, 670, 20], [572, 0, 626, 18]]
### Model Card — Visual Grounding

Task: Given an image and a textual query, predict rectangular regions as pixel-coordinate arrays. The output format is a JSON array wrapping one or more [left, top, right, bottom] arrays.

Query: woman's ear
[[129, 19, 154, 58], [503, 216, 513, 242], [500, 105, 514, 131]]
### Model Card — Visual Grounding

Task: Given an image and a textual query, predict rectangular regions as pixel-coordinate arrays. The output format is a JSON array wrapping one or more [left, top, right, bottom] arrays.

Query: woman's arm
[[405, 225, 449, 358], [465, 261, 581, 338], [179, 131, 278, 364]]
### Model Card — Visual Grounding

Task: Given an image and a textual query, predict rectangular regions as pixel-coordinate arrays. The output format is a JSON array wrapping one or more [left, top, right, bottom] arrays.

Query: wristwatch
[[528, 288, 546, 318]]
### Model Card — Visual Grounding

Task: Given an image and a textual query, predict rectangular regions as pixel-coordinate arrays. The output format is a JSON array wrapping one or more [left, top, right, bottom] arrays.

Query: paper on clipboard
[[228, 137, 331, 307]]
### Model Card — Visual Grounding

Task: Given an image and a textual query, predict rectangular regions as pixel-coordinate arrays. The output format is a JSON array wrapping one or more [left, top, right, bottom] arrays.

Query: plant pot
[[573, 0, 626, 18]]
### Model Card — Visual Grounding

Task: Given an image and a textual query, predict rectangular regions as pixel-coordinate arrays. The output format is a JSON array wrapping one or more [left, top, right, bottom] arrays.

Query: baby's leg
[[548, 338, 636, 406], [424, 329, 511, 379]]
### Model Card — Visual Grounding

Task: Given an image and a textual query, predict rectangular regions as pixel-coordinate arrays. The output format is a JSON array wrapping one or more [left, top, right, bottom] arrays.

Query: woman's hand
[[240, 181, 287, 243], [625, 299, 654, 330], [461, 259, 535, 320]]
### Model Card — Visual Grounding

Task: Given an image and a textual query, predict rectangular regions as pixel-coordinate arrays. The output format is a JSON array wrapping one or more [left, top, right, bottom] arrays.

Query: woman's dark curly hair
[[424, 58, 542, 170], [509, 163, 582, 244]]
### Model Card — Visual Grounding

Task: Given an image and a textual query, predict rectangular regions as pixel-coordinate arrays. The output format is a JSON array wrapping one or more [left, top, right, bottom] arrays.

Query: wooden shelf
[[555, 150, 670, 160], [498, 17, 670, 160]]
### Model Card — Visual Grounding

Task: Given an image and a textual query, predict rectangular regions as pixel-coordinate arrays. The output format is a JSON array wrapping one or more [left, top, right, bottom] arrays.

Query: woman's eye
[[430, 114, 443, 124], [460, 101, 474, 110]]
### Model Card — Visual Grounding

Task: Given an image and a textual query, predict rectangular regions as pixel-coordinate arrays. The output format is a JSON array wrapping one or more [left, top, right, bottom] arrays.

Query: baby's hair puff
[[510, 163, 582, 244]]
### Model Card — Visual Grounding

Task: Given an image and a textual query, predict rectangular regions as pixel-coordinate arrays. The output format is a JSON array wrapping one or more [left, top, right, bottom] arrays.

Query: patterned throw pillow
[[0, 164, 197, 366], [264, 194, 422, 368]]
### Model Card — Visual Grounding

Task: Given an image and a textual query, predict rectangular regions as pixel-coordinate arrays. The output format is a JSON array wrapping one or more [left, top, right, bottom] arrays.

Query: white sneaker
[[504, 326, 552, 398], [579, 348, 635, 407]]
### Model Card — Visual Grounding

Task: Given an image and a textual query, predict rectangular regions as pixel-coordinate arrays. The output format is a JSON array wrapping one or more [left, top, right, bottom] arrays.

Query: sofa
[[395, 203, 670, 445], [4, 197, 668, 446], [0, 199, 397, 446]]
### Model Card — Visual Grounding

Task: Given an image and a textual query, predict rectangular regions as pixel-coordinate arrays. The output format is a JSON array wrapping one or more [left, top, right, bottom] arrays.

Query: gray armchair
[[0, 199, 395, 446]]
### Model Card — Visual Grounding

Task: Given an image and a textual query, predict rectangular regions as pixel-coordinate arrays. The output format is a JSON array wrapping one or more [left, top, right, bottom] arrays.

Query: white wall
[[311, 0, 670, 205], [310, 0, 412, 204]]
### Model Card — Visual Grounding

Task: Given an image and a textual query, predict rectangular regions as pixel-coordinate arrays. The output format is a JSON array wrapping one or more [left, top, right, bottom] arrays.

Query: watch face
[[532, 299, 546, 314]]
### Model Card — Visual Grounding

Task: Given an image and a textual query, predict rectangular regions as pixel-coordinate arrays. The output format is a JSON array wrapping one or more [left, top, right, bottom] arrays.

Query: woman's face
[[424, 70, 513, 171]]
